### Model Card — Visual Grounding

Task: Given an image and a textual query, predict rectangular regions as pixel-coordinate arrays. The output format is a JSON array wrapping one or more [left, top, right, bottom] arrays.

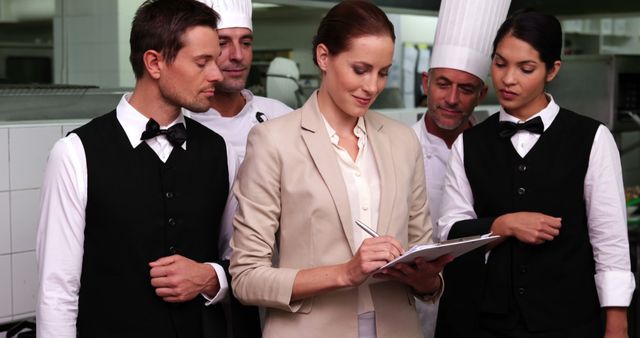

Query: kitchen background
[[0, 0, 639, 336]]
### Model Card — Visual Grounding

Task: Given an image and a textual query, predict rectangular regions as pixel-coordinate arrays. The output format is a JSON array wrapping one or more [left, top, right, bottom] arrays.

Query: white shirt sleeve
[[36, 134, 87, 338], [201, 263, 229, 306], [584, 125, 636, 307], [437, 135, 476, 241]]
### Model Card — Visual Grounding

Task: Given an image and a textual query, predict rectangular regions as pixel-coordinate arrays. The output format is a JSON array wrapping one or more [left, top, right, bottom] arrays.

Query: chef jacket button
[[518, 164, 527, 172], [517, 187, 526, 195]]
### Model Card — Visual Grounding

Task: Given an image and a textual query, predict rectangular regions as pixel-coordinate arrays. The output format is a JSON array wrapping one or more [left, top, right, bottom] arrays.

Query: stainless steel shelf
[[0, 84, 98, 96]]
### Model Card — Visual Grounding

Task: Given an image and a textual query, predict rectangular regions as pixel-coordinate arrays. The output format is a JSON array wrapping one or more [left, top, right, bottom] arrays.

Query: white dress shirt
[[438, 95, 636, 307], [184, 89, 291, 164], [322, 115, 381, 338], [36, 94, 237, 338]]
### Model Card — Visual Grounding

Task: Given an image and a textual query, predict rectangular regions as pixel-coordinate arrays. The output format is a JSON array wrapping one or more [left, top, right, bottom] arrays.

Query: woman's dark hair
[[312, 0, 395, 66], [129, 0, 220, 79], [492, 9, 562, 70]]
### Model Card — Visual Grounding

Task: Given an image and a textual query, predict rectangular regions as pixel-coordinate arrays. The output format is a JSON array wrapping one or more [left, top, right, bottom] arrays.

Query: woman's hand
[[491, 212, 562, 245], [373, 255, 452, 294], [291, 236, 404, 300], [340, 236, 405, 287]]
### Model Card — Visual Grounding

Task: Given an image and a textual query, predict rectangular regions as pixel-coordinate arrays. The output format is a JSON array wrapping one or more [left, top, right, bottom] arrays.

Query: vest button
[[517, 187, 526, 195], [169, 246, 177, 254], [520, 265, 527, 273], [168, 218, 176, 226], [165, 192, 174, 199], [518, 164, 527, 172], [518, 287, 525, 295]]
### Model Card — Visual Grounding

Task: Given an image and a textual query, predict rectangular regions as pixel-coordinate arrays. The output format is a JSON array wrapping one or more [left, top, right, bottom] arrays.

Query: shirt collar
[[321, 114, 367, 146], [418, 114, 448, 148], [498, 93, 559, 132], [116, 93, 187, 149]]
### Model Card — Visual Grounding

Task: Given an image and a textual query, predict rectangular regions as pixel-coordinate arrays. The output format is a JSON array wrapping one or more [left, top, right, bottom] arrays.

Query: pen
[[355, 220, 380, 238]]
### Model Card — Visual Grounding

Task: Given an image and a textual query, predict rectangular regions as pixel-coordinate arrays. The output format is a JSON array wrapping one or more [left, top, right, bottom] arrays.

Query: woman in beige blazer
[[230, 1, 450, 337]]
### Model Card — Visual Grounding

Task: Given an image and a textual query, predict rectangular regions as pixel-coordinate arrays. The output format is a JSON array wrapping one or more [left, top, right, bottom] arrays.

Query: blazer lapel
[[300, 93, 357, 253], [365, 114, 396, 237]]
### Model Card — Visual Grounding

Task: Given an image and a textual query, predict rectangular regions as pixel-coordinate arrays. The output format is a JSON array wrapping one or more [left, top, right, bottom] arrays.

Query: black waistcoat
[[438, 108, 602, 335], [73, 111, 229, 338]]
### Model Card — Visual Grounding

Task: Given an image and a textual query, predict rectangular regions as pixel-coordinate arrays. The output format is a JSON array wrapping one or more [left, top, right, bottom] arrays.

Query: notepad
[[378, 233, 501, 270]]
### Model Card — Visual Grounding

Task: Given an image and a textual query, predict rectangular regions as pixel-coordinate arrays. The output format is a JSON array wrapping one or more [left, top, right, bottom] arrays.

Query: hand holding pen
[[340, 221, 404, 286], [354, 220, 449, 296]]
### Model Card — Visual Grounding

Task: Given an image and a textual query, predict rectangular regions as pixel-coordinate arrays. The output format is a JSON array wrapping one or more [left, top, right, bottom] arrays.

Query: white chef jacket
[[185, 89, 292, 164], [438, 95, 636, 307], [412, 114, 454, 243], [411, 114, 456, 338], [36, 94, 238, 338]]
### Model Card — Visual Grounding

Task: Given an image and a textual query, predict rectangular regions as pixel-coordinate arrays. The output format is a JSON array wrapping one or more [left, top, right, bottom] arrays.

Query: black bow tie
[[498, 116, 544, 138], [140, 119, 187, 147]]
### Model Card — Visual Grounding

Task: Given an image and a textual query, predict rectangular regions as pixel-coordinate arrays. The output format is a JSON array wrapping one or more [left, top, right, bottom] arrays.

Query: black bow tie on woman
[[497, 116, 544, 138], [140, 118, 187, 147]]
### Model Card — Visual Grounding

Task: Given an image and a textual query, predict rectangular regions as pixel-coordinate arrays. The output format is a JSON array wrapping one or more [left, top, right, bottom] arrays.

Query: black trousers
[[478, 316, 603, 338]]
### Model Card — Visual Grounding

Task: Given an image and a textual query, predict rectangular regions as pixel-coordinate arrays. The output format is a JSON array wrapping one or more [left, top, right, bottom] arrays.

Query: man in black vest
[[36, 1, 240, 337]]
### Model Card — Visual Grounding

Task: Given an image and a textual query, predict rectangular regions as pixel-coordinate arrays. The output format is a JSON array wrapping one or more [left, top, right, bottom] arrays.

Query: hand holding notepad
[[354, 220, 500, 271]]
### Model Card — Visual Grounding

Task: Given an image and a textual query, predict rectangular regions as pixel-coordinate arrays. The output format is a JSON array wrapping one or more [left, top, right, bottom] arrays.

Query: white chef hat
[[429, 0, 511, 80], [198, 0, 253, 31]]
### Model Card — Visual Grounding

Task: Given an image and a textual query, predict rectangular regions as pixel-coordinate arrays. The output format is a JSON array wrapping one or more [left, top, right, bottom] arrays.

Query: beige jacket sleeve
[[229, 123, 304, 312]]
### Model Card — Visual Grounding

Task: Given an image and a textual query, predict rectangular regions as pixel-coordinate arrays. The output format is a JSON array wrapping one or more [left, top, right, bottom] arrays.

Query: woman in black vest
[[435, 9, 635, 338]]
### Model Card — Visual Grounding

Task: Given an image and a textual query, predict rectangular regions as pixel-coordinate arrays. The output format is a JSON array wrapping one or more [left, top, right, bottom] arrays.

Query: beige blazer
[[230, 92, 432, 338]]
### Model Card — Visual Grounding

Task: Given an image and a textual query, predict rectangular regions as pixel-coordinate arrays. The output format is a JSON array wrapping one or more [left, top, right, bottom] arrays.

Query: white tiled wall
[[0, 129, 8, 192], [0, 121, 86, 325], [12, 251, 37, 316], [10, 190, 41, 253], [0, 255, 11, 318], [9, 126, 62, 190], [0, 193, 10, 255]]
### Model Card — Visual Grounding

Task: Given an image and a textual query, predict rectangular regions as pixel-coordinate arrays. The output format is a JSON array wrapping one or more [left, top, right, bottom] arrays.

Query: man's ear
[[143, 50, 163, 80], [315, 43, 330, 72], [478, 84, 488, 103], [421, 71, 429, 95]]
